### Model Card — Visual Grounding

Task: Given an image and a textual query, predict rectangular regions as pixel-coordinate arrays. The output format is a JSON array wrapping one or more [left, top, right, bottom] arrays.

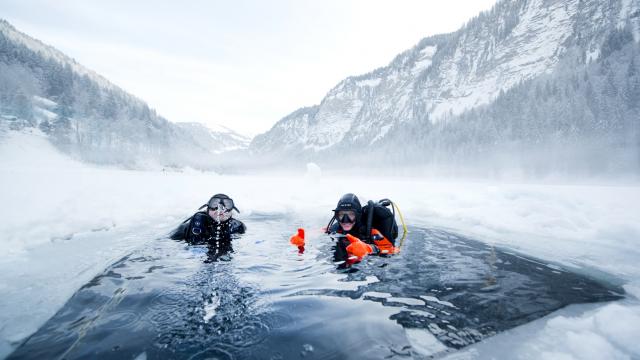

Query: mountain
[[251, 0, 640, 176], [0, 19, 249, 169], [175, 122, 250, 154]]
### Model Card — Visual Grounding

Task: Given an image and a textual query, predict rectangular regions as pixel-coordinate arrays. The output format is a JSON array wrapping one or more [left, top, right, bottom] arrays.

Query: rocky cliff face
[[251, 0, 640, 173]]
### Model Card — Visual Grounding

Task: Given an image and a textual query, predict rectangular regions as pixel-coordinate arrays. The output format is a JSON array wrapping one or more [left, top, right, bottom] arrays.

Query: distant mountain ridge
[[0, 19, 249, 169], [251, 0, 640, 176], [175, 122, 250, 154]]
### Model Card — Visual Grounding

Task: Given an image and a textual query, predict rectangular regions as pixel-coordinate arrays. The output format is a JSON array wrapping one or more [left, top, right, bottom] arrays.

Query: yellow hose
[[393, 201, 408, 252]]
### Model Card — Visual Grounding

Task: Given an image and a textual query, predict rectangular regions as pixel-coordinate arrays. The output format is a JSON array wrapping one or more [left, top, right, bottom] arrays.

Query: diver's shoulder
[[229, 218, 246, 234]]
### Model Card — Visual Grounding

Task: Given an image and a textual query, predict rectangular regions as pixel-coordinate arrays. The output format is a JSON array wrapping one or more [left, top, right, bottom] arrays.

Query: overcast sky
[[2, 0, 497, 136]]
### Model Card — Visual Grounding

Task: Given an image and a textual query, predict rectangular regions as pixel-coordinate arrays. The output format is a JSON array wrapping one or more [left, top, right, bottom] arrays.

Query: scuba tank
[[363, 199, 398, 243]]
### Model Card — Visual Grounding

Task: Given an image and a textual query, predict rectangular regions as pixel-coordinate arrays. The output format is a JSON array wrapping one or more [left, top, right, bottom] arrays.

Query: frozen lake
[[1, 131, 639, 359], [7, 218, 623, 359]]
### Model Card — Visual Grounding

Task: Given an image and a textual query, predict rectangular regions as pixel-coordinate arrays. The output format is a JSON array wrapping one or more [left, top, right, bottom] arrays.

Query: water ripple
[[8, 222, 625, 359]]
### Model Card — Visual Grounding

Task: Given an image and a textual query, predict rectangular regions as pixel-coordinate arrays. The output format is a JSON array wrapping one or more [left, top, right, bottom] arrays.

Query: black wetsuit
[[171, 211, 246, 257]]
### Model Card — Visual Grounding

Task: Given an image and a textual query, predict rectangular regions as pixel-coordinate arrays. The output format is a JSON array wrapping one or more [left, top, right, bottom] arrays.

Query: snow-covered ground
[[1, 130, 639, 359]]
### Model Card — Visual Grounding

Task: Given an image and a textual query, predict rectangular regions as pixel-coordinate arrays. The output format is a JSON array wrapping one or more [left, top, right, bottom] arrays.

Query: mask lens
[[337, 210, 356, 224], [223, 199, 234, 209], [208, 197, 234, 211]]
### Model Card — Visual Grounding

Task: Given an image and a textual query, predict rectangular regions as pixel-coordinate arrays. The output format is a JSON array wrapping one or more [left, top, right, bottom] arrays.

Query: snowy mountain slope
[[423, 0, 578, 120], [0, 19, 248, 168], [251, 0, 640, 170], [0, 19, 117, 93], [175, 122, 250, 154]]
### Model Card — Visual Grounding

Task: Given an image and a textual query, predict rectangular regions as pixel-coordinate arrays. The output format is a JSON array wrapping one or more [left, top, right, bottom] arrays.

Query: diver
[[290, 193, 399, 264], [171, 194, 246, 260]]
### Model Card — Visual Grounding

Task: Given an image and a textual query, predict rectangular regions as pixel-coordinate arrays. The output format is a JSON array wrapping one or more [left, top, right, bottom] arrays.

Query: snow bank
[[442, 302, 640, 360], [1, 130, 639, 359], [0, 130, 215, 256], [385, 180, 640, 281]]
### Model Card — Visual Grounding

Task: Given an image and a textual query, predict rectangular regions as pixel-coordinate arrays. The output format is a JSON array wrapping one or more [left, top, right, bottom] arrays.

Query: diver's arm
[[371, 228, 397, 255], [184, 212, 212, 244], [230, 219, 246, 234], [345, 234, 374, 259], [169, 221, 189, 240]]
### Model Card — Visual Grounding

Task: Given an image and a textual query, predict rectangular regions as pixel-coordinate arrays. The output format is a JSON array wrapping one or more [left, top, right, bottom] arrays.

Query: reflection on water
[[320, 228, 624, 350], [9, 217, 624, 359]]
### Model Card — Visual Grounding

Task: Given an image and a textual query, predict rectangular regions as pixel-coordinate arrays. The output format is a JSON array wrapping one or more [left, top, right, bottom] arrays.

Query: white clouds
[[1, 0, 497, 135]]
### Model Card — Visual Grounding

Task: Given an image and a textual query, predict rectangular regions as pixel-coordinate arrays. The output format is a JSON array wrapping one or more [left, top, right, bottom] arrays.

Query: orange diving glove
[[290, 228, 305, 254], [345, 234, 373, 259]]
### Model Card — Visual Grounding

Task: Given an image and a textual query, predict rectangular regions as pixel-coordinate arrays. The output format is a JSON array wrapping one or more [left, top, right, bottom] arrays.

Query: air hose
[[391, 201, 408, 251]]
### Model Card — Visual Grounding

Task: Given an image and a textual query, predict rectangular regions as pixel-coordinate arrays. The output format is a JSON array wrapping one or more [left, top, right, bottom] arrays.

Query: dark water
[[8, 216, 624, 359]]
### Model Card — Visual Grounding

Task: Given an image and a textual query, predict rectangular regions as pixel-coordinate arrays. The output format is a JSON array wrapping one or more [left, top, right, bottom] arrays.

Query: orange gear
[[346, 234, 373, 259], [371, 229, 397, 254], [290, 228, 305, 247]]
